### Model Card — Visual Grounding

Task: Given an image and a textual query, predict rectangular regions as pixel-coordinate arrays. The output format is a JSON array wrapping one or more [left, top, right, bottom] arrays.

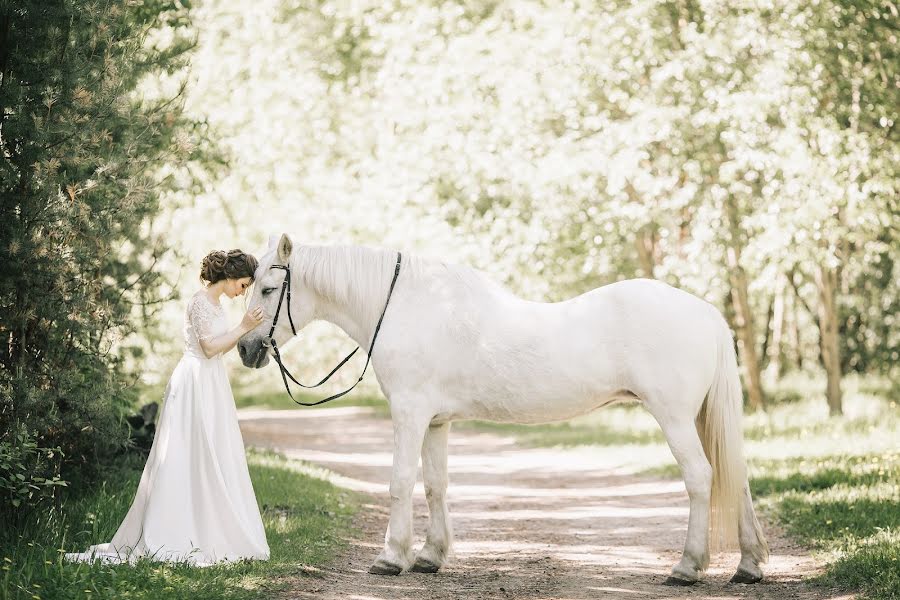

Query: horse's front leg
[[410, 422, 452, 573], [369, 408, 430, 576]]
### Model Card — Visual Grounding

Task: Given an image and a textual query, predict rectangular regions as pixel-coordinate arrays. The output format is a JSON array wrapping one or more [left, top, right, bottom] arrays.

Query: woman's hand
[[241, 306, 265, 333], [200, 306, 266, 358]]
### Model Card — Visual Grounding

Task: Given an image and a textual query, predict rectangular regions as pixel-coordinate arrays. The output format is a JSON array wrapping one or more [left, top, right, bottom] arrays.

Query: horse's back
[[379, 263, 723, 420]]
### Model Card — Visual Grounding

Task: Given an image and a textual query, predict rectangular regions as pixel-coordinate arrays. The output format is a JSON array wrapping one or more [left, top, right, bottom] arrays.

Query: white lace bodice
[[184, 292, 228, 358]]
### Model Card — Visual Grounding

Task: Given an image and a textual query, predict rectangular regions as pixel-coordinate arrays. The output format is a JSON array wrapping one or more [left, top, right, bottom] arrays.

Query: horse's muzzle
[[238, 338, 270, 368]]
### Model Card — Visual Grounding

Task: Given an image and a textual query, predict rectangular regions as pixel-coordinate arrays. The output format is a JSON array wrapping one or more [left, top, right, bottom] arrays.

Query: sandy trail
[[239, 407, 849, 600]]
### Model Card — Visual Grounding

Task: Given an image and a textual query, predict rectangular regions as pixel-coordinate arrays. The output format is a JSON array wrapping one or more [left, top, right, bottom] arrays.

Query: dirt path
[[239, 407, 849, 600]]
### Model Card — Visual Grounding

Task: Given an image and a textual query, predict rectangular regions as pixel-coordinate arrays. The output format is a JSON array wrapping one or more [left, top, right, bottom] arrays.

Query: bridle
[[262, 252, 402, 406]]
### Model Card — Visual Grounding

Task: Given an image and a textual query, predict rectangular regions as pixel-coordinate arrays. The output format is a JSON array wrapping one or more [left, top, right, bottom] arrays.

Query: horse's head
[[238, 233, 316, 368]]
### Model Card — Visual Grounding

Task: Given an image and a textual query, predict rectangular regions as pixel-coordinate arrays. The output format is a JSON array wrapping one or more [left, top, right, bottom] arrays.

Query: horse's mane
[[293, 245, 405, 321], [282, 243, 515, 321]]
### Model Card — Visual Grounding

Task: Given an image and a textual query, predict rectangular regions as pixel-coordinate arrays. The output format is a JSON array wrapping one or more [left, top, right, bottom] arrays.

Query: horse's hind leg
[[410, 422, 453, 573], [654, 415, 712, 585], [731, 482, 768, 583], [369, 407, 431, 576]]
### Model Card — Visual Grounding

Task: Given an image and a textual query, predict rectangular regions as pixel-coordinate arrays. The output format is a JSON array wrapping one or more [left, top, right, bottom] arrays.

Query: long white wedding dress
[[66, 292, 270, 566]]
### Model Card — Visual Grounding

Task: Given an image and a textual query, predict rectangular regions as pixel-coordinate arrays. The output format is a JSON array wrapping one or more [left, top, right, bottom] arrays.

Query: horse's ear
[[267, 234, 279, 249], [277, 234, 293, 264]]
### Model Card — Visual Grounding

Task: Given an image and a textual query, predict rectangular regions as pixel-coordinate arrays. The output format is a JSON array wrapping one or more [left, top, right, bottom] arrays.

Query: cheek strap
[[266, 252, 402, 406]]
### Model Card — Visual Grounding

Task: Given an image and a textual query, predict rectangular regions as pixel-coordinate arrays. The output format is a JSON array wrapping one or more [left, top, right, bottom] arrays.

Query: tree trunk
[[727, 247, 766, 411], [765, 274, 787, 379], [761, 295, 774, 372], [723, 196, 765, 411], [815, 265, 843, 416], [789, 287, 804, 371], [635, 226, 657, 278]]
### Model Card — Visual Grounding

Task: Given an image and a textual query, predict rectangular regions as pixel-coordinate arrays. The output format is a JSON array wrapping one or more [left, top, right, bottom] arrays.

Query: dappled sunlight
[[747, 437, 898, 463], [447, 444, 677, 474], [239, 408, 831, 599], [448, 480, 685, 500], [587, 587, 654, 596], [9, 0, 897, 597], [238, 406, 375, 420], [454, 506, 688, 521], [237, 393, 895, 599], [454, 539, 674, 570], [283, 449, 393, 468]]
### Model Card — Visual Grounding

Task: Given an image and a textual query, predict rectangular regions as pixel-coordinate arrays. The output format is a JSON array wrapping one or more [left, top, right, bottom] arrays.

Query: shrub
[[0, 0, 202, 516], [0, 427, 66, 511]]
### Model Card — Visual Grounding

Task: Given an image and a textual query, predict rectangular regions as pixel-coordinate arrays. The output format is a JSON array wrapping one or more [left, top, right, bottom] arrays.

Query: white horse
[[238, 234, 769, 585]]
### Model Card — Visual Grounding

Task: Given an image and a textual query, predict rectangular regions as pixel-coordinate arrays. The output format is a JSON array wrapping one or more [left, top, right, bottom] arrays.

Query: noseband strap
[[265, 253, 402, 406]]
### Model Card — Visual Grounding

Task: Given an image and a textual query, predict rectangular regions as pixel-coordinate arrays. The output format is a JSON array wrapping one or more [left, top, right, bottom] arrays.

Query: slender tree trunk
[[635, 226, 657, 278], [761, 295, 774, 371], [815, 265, 843, 415], [724, 196, 765, 411], [789, 286, 804, 371], [623, 182, 659, 279], [765, 274, 787, 378], [727, 248, 766, 411]]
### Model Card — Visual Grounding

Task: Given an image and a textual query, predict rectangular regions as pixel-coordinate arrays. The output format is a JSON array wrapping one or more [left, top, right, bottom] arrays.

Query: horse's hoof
[[368, 559, 402, 576], [409, 558, 441, 573], [729, 569, 762, 584], [663, 576, 698, 586]]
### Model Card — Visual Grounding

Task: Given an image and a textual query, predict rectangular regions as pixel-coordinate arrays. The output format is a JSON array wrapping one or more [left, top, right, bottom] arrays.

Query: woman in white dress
[[66, 249, 270, 566]]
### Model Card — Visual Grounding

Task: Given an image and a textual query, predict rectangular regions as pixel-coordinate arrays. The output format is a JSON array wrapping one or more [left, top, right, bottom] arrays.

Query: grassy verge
[[232, 387, 388, 415], [137, 379, 390, 415], [459, 374, 900, 600], [456, 402, 665, 447], [1, 450, 356, 600], [750, 453, 899, 599]]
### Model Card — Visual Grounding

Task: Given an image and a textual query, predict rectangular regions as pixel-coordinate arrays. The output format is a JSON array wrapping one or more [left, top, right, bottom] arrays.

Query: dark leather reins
[[263, 253, 402, 406]]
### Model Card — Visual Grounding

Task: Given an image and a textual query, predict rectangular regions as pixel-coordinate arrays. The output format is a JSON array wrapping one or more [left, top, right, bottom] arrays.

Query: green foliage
[[173, 0, 898, 402], [0, 0, 201, 515], [840, 239, 900, 374], [0, 427, 66, 511], [753, 455, 899, 543], [752, 453, 900, 600], [824, 529, 900, 600], [0, 450, 355, 600]]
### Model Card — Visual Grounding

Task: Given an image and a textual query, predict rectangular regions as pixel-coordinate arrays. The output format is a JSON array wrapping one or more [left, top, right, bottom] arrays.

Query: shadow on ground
[[239, 407, 847, 600]]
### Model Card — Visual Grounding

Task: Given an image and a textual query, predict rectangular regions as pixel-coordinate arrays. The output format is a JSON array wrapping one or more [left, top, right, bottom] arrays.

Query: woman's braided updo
[[200, 249, 259, 285]]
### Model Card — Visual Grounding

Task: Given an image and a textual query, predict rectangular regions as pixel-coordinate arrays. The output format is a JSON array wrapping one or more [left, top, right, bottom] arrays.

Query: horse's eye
[[261, 288, 276, 296]]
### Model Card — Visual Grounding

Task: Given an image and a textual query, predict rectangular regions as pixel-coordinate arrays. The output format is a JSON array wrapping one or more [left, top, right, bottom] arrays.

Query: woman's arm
[[199, 307, 264, 359]]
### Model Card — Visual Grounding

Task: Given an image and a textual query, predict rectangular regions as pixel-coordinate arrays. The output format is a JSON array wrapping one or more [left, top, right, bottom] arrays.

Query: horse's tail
[[696, 318, 766, 560]]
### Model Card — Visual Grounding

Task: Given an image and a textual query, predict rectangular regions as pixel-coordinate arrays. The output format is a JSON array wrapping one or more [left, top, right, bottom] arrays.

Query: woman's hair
[[200, 249, 259, 284]]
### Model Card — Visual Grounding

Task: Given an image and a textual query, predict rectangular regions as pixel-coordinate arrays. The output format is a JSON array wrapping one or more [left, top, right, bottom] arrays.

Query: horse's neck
[[297, 245, 396, 349]]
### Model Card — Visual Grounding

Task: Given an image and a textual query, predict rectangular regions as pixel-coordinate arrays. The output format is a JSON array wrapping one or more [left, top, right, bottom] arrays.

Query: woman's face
[[225, 276, 253, 299]]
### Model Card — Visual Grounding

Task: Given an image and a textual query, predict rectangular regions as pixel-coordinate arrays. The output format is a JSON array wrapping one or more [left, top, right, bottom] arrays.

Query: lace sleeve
[[188, 295, 219, 342]]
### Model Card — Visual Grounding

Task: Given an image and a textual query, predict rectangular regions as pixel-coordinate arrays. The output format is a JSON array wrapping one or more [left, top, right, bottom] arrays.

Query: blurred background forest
[[1, 0, 898, 516]]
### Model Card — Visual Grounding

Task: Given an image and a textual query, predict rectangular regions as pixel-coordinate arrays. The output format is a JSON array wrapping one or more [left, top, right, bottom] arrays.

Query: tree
[[0, 0, 199, 512], [170, 0, 898, 408], [798, 0, 899, 414]]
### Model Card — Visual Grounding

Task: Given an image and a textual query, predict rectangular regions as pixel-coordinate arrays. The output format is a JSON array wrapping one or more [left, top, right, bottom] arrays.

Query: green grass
[[1, 450, 356, 600], [458, 374, 900, 600], [749, 453, 900, 600], [136, 378, 390, 415], [456, 402, 666, 446], [231, 386, 389, 415]]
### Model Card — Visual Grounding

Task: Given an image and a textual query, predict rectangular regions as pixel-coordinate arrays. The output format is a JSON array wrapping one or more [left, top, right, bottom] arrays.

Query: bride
[[66, 249, 270, 566]]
